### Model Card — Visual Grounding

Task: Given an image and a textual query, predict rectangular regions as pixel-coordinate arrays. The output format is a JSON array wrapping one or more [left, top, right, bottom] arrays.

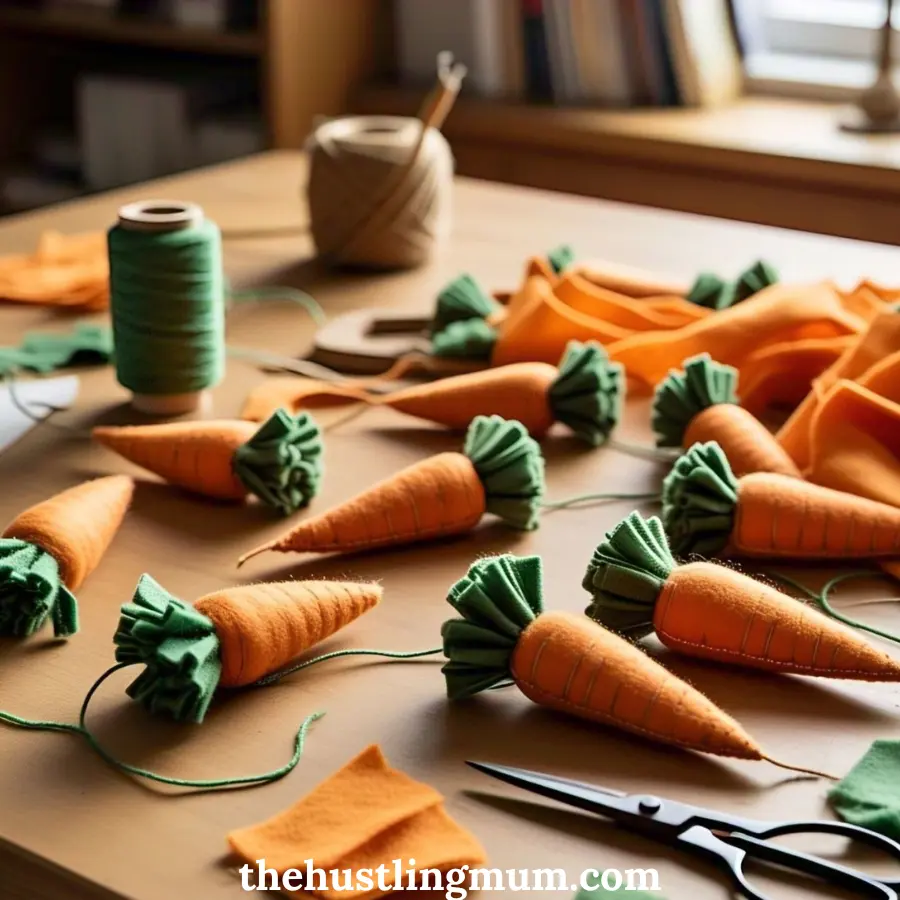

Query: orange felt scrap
[[778, 307, 900, 470], [227, 745, 486, 900], [0, 231, 109, 311], [606, 280, 867, 391]]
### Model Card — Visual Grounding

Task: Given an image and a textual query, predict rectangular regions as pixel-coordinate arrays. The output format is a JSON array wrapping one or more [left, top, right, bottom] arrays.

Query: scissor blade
[[466, 761, 630, 819]]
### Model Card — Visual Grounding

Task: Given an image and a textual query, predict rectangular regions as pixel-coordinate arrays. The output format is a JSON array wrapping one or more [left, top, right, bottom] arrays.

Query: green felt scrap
[[464, 414, 545, 530], [547, 243, 575, 274], [0, 538, 78, 638], [441, 553, 543, 699], [582, 512, 674, 637], [431, 273, 501, 335], [652, 353, 739, 447], [661, 440, 738, 557], [829, 740, 900, 840], [232, 409, 323, 516], [114, 574, 222, 724], [0, 323, 114, 378], [549, 341, 625, 445], [431, 318, 497, 361], [687, 260, 778, 311]]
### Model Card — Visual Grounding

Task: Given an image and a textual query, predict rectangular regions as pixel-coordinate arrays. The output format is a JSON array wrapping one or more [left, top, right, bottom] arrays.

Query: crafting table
[[1, 151, 900, 900]]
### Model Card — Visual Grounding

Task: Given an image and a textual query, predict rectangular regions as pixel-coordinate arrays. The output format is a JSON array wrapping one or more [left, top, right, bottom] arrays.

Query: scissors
[[467, 761, 900, 899]]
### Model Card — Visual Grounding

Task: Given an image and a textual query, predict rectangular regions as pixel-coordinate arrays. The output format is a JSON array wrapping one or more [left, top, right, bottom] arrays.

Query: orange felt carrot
[[607, 280, 866, 390], [239, 415, 544, 564], [240, 342, 624, 446], [442, 553, 827, 775], [652, 354, 800, 478], [662, 441, 900, 561], [585, 511, 900, 683], [0, 475, 133, 637], [114, 573, 381, 722], [573, 258, 690, 299], [93, 408, 323, 515]]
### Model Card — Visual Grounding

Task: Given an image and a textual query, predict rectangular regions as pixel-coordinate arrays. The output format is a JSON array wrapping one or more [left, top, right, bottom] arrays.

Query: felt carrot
[[652, 354, 800, 478], [241, 342, 624, 446], [661, 440, 900, 560], [573, 258, 689, 299], [114, 573, 381, 722], [430, 273, 502, 334], [0, 475, 133, 637], [93, 408, 322, 515], [687, 260, 778, 311], [584, 511, 900, 682], [441, 553, 829, 775], [239, 414, 544, 564]]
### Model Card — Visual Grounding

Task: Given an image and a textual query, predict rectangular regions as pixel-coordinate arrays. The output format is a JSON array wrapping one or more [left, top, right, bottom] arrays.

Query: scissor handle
[[678, 825, 897, 900]]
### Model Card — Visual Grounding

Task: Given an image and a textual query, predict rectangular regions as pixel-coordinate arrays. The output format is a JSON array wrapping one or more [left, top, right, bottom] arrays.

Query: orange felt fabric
[[227, 745, 486, 900], [777, 307, 900, 469], [606, 281, 866, 391], [573, 258, 690, 299], [0, 231, 109, 310]]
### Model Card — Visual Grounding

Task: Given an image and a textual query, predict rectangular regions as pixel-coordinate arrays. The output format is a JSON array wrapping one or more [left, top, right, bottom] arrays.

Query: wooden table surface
[[2, 151, 900, 900]]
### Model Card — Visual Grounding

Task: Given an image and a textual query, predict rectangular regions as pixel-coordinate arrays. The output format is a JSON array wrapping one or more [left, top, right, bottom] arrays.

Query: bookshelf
[[0, 0, 390, 212]]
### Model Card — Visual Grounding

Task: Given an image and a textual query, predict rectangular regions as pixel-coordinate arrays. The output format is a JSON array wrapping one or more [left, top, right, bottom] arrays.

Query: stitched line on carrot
[[0, 662, 324, 790], [252, 646, 444, 687], [768, 570, 900, 646]]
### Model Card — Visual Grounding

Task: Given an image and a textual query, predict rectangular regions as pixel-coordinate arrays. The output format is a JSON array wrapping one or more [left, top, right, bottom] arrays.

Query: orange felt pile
[[0, 231, 109, 311], [228, 745, 486, 900]]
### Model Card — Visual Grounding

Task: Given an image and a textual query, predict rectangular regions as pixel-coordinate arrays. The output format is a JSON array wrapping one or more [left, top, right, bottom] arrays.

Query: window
[[735, 0, 894, 98]]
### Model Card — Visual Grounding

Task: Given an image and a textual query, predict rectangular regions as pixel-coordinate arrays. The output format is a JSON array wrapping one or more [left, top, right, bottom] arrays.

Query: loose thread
[[760, 754, 838, 781], [541, 491, 661, 511], [254, 647, 444, 688], [606, 437, 680, 463], [228, 286, 327, 328], [771, 569, 900, 646], [0, 662, 325, 791], [1, 371, 87, 437]]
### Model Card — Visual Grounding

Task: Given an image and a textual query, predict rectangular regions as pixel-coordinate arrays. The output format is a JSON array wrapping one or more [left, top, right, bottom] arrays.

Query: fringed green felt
[[441, 554, 543, 699], [686, 260, 778, 310], [661, 441, 738, 558], [0, 323, 114, 378], [430, 274, 501, 336], [232, 409, 323, 516], [0, 539, 77, 638], [464, 415, 545, 530], [548, 340, 625, 446], [431, 318, 497, 361], [652, 353, 739, 447], [582, 512, 675, 638], [114, 574, 222, 724], [547, 243, 575, 274]]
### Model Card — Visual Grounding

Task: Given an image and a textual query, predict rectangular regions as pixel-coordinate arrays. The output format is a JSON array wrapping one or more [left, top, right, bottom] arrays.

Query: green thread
[[652, 354, 739, 447], [687, 260, 778, 310], [582, 512, 674, 637], [228, 286, 326, 327], [108, 219, 225, 396], [254, 647, 443, 686], [542, 491, 661, 510], [606, 438, 681, 462], [441, 554, 543, 699], [232, 409, 324, 516], [0, 662, 324, 791], [548, 341, 625, 445], [464, 415, 545, 530], [547, 244, 575, 274], [0, 539, 78, 638], [661, 441, 738, 557], [431, 318, 497, 361], [430, 274, 501, 335]]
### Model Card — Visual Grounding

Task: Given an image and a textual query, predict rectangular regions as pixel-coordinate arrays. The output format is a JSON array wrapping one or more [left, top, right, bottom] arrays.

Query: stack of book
[[394, 0, 744, 108]]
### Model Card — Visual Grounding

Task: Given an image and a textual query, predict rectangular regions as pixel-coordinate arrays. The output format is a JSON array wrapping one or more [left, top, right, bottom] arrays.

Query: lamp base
[[840, 108, 900, 134]]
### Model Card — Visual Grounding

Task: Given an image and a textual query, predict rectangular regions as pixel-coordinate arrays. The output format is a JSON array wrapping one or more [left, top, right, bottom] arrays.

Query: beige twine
[[306, 54, 467, 271]]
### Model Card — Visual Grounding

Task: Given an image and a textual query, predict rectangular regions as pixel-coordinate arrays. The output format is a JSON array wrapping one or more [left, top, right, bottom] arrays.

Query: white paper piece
[[0, 376, 80, 453]]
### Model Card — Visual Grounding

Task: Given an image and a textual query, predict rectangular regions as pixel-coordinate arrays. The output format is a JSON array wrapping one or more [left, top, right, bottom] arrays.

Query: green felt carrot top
[[687, 260, 778, 310], [547, 243, 576, 274], [431, 317, 497, 361], [441, 554, 543, 699], [430, 273, 502, 336], [652, 354, 738, 447]]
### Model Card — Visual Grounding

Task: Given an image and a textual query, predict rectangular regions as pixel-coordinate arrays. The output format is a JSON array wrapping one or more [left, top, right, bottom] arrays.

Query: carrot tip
[[114, 573, 222, 724], [430, 273, 500, 336], [233, 409, 324, 516], [661, 440, 737, 557], [651, 354, 738, 447], [0, 538, 78, 638], [237, 543, 273, 567], [548, 341, 624, 446]]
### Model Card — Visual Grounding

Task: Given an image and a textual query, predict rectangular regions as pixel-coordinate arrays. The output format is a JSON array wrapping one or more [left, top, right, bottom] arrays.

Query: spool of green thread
[[109, 200, 225, 415]]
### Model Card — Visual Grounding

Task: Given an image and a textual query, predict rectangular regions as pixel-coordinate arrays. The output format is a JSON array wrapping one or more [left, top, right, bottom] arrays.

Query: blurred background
[[0, 0, 896, 243]]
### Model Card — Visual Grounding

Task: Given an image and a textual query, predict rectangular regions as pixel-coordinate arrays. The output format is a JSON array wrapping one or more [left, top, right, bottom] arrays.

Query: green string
[[0, 662, 324, 790], [606, 437, 681, 462], [541, 491, 661, 511], [229, 286, 326, 327], [770, 570, 900, 645], [253, 646, 444, 687]]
